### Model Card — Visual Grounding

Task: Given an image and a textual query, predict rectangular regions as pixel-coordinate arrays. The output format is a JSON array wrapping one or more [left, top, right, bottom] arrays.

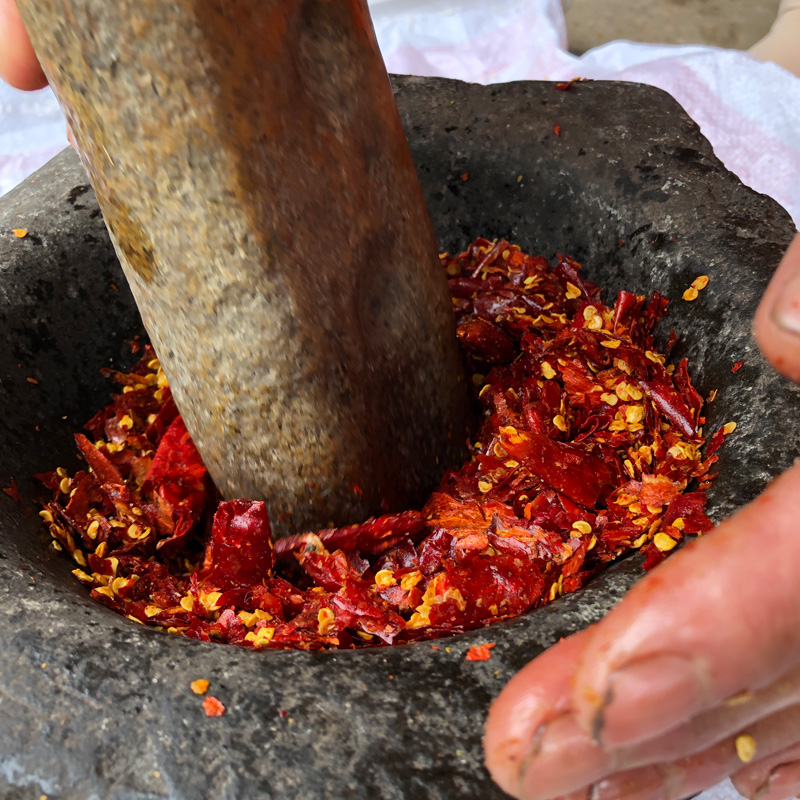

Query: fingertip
[[484, 634, 590, 799], [484, 659, 557, 798], [754, 234, 800, 384], [0, 0, 48, 91]]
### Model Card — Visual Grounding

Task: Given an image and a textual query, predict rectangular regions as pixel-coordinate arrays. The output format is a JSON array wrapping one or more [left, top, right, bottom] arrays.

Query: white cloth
[[0, 80, 66, 197], [2, 0, 799, 228], [0, 6, 795, 798], [371, 0, 800, 227]]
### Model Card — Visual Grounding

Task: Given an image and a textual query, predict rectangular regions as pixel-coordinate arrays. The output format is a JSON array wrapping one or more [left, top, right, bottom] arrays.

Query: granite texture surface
[[0, 77, 796, 799]]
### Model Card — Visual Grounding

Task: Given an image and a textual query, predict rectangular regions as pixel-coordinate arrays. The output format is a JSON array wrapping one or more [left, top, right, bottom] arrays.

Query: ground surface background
[[565, 0, 780, 54]]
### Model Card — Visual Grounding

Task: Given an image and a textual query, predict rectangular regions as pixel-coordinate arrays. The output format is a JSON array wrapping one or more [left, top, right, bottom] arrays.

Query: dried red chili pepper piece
[[202, 500, 274, 590], [273, 511, 424, 559], [2, 479, 21, 503], [202, 696, 226, 717], [37, 240, 724, 651], [75, 433, 124, 485], [466, 643, 496, 661]]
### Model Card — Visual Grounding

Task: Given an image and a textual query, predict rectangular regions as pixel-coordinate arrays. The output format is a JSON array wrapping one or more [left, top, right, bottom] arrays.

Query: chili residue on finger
[[35, 238, 720, 650]]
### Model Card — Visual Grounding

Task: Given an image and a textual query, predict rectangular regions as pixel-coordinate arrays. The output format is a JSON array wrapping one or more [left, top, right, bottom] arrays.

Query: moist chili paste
[[36, 239, 727, 650]]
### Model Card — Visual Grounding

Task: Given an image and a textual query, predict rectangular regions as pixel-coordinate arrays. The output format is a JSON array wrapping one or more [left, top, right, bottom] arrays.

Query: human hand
[[0, 0, 47, 90], [485, 233, 800, 800]]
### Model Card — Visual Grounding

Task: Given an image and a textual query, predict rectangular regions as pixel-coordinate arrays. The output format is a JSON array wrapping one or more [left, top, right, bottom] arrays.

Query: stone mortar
[[0, 77, 796, 800]]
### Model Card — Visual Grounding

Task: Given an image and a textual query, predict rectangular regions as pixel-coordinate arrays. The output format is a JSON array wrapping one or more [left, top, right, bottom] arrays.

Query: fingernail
[[755, 762, 800, 800], [519, 714, 611, 800], [589, 768, 668, 800], [485, 719, 548, 799], [771, 275, 800, 336], [598, 656, 706, 747]]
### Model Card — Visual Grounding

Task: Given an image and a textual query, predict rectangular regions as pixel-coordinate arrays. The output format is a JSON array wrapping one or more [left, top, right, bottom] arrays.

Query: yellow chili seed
[[317, 607, 336, 636], [478, 480, 493, 493], [735, 734, 757, 763], [725, 691, 753, 707], [553, 415, 568, 433], [683, 287, 699, 301], [572, 520, 592, 535], [625, 405, 644, 424], [245, 627, 275, 647], [541, 361, 556, 380], [600, 339, 621, 349], [723, 421, 737, 435], [118, 414, 134, 430], [654, 533, 678, 552], [400, 571, 423, 591], [375, 569, 396, 589], [692, 275, 709, 290]]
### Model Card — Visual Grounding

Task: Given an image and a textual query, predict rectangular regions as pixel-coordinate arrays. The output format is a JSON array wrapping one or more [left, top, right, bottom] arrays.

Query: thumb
[[755, 233, 800, 383], [0, 0, 47, 91]]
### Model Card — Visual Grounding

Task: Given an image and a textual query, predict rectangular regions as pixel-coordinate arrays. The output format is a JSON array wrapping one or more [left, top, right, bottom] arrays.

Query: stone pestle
[[15, 0, 473, 536]]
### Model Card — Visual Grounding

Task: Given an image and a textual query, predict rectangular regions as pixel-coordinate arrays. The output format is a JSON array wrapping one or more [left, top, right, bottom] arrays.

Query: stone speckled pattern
[[0, 77, 796, 799]]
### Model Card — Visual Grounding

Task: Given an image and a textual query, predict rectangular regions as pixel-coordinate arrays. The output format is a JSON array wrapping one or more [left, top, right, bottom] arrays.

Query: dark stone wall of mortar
[[396, 77, 798, 519], [0, 78, 796, 799]]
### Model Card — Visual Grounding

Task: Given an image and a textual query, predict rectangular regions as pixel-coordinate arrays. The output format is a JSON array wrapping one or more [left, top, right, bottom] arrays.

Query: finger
[[495, 662, 800, 800], [754, 233, 800, 383], [0, 0, 47, 90], [569, 459, 800, 747], [485, 631, 594, 799], [624, 663, 800, 769], [588, 705, 800, 800], [525, 704, 800, 800], [733, 742, 800, 800]]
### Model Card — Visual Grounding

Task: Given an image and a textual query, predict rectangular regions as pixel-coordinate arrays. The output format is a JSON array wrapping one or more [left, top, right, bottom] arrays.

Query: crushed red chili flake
[[3, 479, 21, 503], [466, 643, 496, 661], [202, 696, 225, 717], [732, 360, 745, 374], [554, 78, 584, 91], [35, 238, 721, 650], [553, 124, 562, 137]]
